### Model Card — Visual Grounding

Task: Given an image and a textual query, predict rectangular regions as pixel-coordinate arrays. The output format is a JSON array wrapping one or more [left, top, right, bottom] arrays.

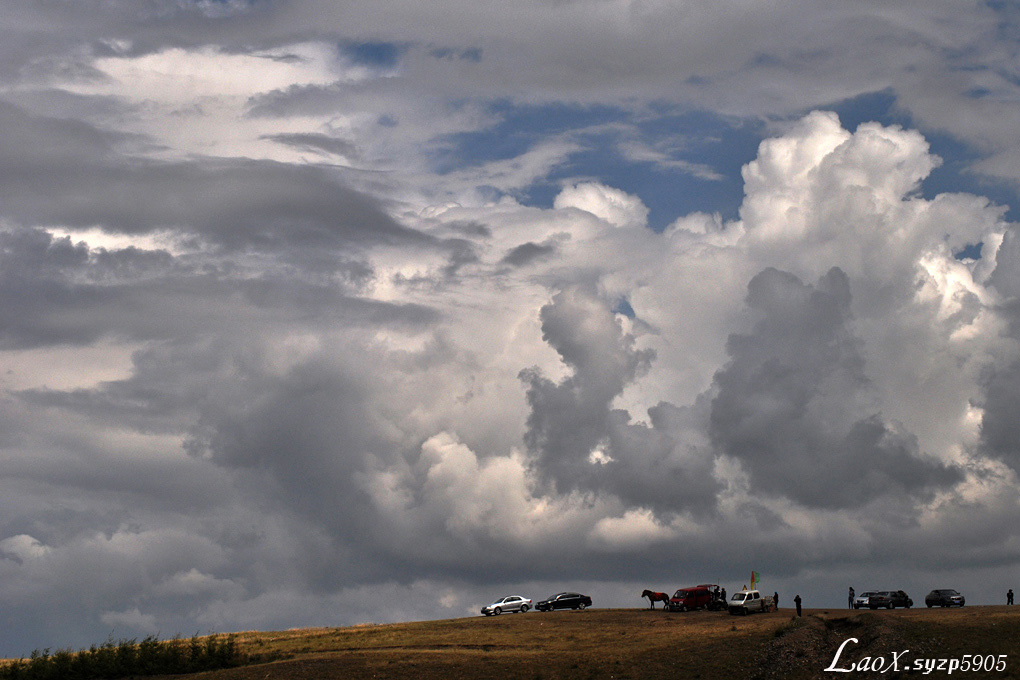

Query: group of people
[[770, 591, 803, 616]]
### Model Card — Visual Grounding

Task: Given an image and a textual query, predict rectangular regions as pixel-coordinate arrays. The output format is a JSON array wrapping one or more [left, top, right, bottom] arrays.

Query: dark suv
[[536, 592, 592, 611], [925, 589, 965, 607], [867, 590, 912, 609]]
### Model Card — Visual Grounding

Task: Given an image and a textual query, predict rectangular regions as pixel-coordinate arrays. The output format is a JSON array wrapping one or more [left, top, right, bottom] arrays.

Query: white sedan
[[481, 595, 532, 615]]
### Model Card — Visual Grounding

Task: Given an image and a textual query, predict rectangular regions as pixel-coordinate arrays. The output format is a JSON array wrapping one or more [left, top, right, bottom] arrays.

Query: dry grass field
[[132, 605, 1020, 680]]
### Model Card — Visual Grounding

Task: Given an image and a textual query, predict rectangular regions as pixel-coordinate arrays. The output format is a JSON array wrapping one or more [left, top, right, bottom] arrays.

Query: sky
[[2, 0, 1020, 657]]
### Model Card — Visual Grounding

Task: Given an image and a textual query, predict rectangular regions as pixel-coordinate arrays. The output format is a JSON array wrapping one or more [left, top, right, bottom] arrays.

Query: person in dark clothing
[[848, 586, 855, 609], [774, 592, 779, 610], [1009, 589, 1014, 605], [794, 594, 802, 616]]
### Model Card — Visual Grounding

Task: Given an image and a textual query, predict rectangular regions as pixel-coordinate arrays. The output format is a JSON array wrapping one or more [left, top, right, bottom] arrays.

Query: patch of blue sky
[[433, 91, 1018, 235], [340, 41, 407, 68], [613, 298, 636, 319], [430, 101, 762, 231], [955, 242, 983, 260]]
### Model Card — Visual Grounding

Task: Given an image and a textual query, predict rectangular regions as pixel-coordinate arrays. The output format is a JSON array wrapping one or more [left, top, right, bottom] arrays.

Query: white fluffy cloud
[[553, 182, 650, 229]]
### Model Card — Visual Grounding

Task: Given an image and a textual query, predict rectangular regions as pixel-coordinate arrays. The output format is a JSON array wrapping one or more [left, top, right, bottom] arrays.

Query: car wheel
[[887, 604, 893, 609], [520, 604, 529, 613], [578, 602, 587, 610], [494, 607, 501, 615]]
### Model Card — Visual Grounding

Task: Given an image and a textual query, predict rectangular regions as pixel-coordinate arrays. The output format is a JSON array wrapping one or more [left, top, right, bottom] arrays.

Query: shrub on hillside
[[0, 633, 249, 680]]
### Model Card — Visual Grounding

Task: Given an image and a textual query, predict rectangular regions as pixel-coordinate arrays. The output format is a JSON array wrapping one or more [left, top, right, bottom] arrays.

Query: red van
[[667, 585, 714, 611]]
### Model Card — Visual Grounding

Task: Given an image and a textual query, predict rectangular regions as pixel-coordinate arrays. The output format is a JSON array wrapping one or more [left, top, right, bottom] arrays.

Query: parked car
[[867, 591, 912, 609], [853, 591, 877, 609], [925, 589, 965, 608], [728, 590, 774, 615], [536, 592, 592, 611], [481, 595, 532, 616]]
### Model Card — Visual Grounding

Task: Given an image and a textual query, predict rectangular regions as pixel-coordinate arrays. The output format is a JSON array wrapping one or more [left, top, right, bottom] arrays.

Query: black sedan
[[925, 589, 965, 607], [867, 591, 912, 609], [536, 592, 592, 611]]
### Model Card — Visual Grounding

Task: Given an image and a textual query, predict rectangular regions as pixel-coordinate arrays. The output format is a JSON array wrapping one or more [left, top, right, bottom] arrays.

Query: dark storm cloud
[[710, 267, 962, 509], [0, 99, 133, 175], [519, 287, 718, 513], [500, 241, 557, 267], [246, 82, 351, 119], [0, 100, 428, 251], [989, 227, 1020, 299], [975, 227, 1020, 474], [977, 283, 1020, 475], [0, 230, 129, 348], [183, 359, 380, 517], [0, 227, 438, 349]]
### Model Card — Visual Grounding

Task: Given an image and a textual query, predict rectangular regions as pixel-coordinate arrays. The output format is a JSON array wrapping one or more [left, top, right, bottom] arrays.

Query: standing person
[[774, 592, 779, 610], [1009, 589, 1014, 605], [848, 586, 855, 609], [794, 594, 802, 617]]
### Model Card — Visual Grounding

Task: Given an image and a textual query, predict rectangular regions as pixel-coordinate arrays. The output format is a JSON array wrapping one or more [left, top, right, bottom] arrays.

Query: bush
[[0, 633, 247, 680]]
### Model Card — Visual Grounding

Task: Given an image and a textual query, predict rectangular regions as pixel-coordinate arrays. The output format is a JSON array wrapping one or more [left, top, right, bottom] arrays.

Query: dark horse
[[642, 589, 670, 609]]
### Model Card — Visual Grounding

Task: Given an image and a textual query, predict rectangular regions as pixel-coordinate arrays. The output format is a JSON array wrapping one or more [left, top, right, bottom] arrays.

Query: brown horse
[[642, 589, 670, 609]]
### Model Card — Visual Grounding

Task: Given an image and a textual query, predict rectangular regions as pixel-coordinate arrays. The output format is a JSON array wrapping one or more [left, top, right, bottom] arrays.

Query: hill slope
[[148, 606, 1020, 679]]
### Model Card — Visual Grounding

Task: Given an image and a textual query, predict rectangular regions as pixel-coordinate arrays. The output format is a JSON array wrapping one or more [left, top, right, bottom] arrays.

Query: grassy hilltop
[[8, 606, 1020, 680]]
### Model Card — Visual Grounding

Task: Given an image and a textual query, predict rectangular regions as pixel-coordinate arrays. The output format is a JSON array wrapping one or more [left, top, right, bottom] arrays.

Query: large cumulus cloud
[[710, 266, 962, 509], [520, 286, 718, 514]]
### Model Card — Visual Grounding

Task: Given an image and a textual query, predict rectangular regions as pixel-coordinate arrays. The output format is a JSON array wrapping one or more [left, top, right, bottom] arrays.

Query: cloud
[[710, 266, 963, 509], [99, 608, 158, 635], [519, 287, 719, 514], [553, 182, 650, 229]]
